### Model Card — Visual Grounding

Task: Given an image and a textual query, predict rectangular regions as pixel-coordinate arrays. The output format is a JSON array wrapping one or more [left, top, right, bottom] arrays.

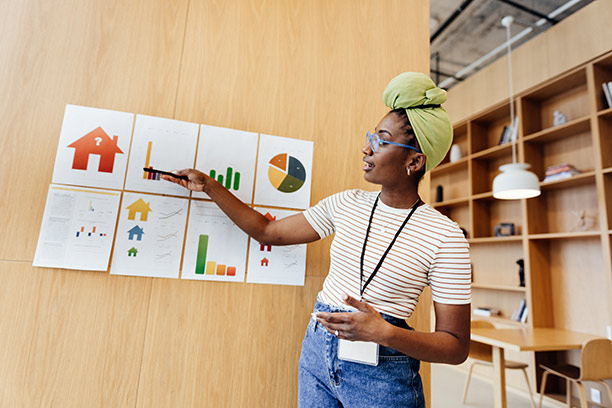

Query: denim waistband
[[313, 300, 409, 330]]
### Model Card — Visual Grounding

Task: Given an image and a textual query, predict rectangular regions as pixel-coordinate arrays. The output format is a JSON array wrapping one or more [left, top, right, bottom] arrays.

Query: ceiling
[[429, 0, 595, 89]]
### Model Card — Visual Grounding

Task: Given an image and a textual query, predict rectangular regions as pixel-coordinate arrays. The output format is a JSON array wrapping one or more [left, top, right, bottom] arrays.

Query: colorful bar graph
[[142, 142, 161, 180], [195, 234, 209, 274], [209, 167, 240, 191]]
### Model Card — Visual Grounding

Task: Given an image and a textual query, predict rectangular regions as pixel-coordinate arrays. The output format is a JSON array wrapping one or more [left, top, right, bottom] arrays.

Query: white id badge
[[338, 339, 379, 366]]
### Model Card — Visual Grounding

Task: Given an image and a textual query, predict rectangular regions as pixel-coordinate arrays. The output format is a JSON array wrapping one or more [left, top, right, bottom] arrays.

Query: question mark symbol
[[94, 137, 102, 146]]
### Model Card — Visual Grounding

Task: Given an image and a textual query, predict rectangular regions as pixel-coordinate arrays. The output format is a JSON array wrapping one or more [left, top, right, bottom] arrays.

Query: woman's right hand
[[161, 169, 209, 192]]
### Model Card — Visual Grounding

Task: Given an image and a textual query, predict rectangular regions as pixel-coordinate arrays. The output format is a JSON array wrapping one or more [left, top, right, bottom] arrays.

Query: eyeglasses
[[365, 132, 422, 153]]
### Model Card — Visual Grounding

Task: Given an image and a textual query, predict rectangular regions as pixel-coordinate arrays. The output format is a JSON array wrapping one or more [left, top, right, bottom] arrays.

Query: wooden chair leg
[[539, 371, 549, 408], [462, 362, 476, 404], [598, 380, 612, 406], [520, 368, 536, 408], [576, 381, 588, 408]]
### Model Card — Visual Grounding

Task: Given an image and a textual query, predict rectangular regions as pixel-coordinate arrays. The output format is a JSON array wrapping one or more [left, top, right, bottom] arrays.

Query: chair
[[538, 338, 612, 408], [462, 320, 536, 408]]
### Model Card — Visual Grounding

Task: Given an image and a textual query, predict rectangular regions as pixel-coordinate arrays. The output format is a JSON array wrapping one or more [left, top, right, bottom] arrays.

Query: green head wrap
[[382, 72, 453, 172]]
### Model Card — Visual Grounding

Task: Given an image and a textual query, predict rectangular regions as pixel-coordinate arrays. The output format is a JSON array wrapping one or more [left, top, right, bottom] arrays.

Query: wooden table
[[470, 327, 602, 408]]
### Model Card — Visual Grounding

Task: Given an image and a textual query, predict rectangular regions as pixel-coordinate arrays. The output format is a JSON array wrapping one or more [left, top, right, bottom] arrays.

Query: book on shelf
[[603, 81, 612, 109], [497, 117, 519, 145], [543, 163, 582, 182], [511, 299, 526, 322], [520, 305, 528, 323], [473, 307, 501, 317], [543, 169, 582, 182]]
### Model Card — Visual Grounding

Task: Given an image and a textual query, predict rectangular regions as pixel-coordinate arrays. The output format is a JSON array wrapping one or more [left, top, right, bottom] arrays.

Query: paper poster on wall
[[253, 134, 313, 210], [51, 104, 134, 190], [124, 115, 199, 197], [181, 200, 248, 282], [246, 207, 307, 286], [193, 125, 258, 203], [33, 184, 121, 271], [110, 192, 188, 278]]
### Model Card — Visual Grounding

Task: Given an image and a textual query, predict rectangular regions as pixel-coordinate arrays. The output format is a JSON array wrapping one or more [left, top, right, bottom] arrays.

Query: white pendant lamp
[[492, 16, 541, 200]]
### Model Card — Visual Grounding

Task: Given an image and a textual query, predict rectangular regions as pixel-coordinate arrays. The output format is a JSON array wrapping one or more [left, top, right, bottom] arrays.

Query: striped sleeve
[[302, 193, 339, 239], [428, 226, 472, 304]]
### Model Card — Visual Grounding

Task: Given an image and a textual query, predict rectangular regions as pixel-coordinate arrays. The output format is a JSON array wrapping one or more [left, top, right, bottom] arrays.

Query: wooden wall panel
[[0, 0, 431, 406], [0, 0, 189, 260], [0, 263, 151, 407]]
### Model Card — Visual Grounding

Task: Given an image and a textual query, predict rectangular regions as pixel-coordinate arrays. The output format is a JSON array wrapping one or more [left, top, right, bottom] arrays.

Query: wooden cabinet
[[430, 50, 612, 397]]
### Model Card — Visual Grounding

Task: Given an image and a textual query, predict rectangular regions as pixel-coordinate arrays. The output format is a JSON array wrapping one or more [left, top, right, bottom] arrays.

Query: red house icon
[[67, 127, 123, 173], [260, 258, 269, 267]]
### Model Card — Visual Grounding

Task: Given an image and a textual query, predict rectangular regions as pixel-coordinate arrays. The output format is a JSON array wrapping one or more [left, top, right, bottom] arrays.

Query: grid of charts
[[34, 104, 313, 286]]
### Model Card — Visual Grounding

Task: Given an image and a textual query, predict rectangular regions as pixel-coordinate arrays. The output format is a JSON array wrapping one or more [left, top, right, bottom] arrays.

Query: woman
[[163, 72, 471, 407]]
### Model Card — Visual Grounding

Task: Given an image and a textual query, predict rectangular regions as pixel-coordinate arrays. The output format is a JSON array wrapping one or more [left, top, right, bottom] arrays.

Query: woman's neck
[[379, 185, 420, 209]]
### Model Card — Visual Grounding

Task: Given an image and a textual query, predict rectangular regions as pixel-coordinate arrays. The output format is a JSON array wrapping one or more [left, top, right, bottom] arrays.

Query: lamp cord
[[505, 21, 517, 164]]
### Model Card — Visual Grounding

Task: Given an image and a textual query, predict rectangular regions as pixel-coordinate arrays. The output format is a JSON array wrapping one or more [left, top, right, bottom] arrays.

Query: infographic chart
[[254, 134, 313, 209], [193, 125, 258, 203], [182, 200, 248, 282], [246, 208, 307, 286], [51, 105, 134, 189], [39, 104, 315, 284], [33, 185, 121, 271], [110, 192, 188, 278], [268, 153, 307, 193], [124, 115, 199, 197]]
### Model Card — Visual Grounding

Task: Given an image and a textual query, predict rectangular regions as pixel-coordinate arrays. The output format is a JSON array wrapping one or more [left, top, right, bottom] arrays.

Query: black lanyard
[[359, 194, 421, 300]]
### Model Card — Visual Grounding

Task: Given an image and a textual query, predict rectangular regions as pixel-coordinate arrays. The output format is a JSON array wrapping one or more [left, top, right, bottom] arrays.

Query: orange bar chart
[[216, 264, 226, 275]]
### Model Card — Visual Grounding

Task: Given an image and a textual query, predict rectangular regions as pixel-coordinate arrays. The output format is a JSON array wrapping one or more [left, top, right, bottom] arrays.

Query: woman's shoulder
[[325, 189, 378, 203], [417, 203, 466, 236]]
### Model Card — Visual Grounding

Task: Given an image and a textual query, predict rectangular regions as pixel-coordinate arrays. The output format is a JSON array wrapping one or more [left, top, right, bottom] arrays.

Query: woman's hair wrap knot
[[382, 72, 453, 172]]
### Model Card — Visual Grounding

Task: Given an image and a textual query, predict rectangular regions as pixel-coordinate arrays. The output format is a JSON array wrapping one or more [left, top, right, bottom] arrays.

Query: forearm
[[379, 324, 469, 365], [202, 177, 273, 243]]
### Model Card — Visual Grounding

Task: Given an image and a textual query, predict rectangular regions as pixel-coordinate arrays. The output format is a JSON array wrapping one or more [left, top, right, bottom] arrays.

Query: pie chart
[[268, 153, 306, 193]]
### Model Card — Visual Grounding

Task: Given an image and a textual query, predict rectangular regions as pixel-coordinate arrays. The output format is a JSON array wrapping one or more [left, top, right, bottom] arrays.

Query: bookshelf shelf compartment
[[598, 115, 612, 168], [430, 160, 469, 203], [520, 68, 589, 135], [523, 124, 594, 182], [526, 181, 599, 235], [472, 197, 522, 239], [522, 116, 590, 143], [470, 103, 511, 154]]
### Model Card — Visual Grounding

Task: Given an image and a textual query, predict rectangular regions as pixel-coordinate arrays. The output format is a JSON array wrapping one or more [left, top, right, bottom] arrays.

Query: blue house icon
[[128, 225, 144, 241]]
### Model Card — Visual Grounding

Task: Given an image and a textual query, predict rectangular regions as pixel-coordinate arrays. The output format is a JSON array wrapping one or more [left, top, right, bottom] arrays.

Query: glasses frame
[[366, 132, 422, 153]]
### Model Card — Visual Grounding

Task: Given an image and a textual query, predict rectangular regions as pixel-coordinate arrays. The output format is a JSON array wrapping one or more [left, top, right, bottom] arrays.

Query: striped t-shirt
[[303, 189, 471, 319]]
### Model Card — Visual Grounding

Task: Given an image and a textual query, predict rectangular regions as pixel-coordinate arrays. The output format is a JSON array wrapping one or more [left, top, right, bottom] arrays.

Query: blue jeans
[[298, 301, 425, 408]]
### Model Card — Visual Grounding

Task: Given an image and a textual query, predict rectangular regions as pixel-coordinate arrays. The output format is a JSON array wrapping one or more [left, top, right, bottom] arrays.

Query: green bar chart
[[195, 234, 209, 274], [209, 167, 240, 191]]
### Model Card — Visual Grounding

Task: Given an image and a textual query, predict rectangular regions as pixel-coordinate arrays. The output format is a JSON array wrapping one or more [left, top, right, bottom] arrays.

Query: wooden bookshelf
[[431, 49, 612, 396]]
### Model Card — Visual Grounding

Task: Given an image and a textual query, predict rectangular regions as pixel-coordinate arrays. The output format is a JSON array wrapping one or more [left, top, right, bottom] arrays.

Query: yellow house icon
[[126, 198, 152, 221]]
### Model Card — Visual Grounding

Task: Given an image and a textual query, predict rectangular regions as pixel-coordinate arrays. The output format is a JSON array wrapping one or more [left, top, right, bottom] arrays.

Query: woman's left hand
[[313, 294, 391, 343]]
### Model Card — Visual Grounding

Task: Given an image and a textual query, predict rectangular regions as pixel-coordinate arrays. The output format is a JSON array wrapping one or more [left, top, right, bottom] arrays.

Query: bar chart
[[142, 141, 161, 180], [195, 234, 237, 276], [209, 167, 240, 191]]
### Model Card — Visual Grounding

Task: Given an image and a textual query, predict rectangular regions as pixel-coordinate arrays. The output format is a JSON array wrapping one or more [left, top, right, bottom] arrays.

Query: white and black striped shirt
[[303, 189, 471, 319]]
